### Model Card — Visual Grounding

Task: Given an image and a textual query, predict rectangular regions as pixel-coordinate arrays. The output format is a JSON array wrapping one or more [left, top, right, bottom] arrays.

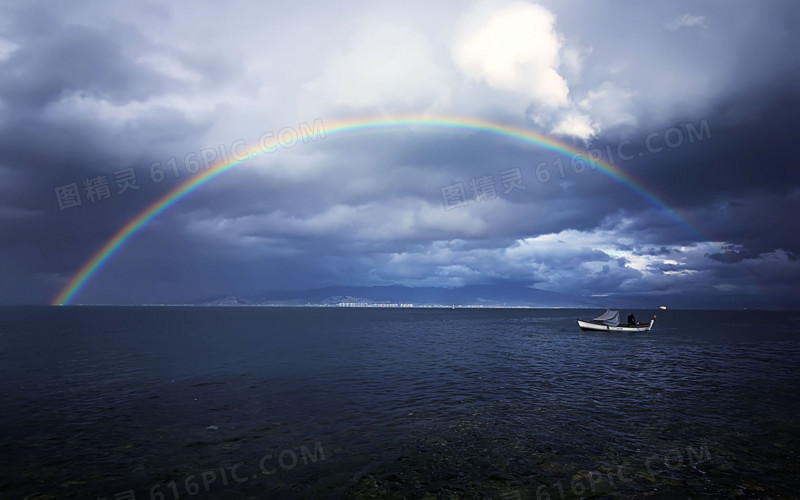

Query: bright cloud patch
[[453, 1, 598, 139], [453, 2, 568, 107], [367, 228, 719, 294], [0, 36, 19, 62], [666, 14, 706, 30], [300, 23, 452, 114], [578, 82, 639, 129]]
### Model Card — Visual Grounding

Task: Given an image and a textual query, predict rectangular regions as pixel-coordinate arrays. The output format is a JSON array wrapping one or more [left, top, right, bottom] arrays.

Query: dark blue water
[[1, 307, 799, 498]]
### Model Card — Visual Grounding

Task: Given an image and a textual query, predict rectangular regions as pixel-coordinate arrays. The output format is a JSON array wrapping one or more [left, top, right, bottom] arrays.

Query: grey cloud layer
[[0, 0, 797, 307]]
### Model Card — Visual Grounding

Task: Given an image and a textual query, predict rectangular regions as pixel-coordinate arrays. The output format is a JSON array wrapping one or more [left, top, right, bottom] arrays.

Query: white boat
[[577, 309, 656, 332]]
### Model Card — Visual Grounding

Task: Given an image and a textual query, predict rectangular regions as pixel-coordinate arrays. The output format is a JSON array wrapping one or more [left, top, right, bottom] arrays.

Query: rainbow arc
[[52, 114, 726, 305]]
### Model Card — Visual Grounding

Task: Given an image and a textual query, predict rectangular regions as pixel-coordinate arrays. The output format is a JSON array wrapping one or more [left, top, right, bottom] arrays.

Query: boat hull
[[577, 318, 655, 332]]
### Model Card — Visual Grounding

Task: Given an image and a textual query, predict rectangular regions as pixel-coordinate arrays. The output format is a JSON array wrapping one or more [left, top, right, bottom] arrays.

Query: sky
[[0, 0, 798, 308]]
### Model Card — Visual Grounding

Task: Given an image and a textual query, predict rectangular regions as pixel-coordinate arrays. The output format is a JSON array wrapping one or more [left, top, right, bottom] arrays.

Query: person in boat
[[627, 313, 636, 325]]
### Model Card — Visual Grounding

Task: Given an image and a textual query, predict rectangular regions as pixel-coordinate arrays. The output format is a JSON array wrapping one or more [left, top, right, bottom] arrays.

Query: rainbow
[[52, 114, 714, 306]]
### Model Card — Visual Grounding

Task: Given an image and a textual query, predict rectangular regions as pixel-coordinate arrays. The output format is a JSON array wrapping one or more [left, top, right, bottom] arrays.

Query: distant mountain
[[190, 283, 790, 310], [195, 284, 604, 307], [193, 294, 252, 306]]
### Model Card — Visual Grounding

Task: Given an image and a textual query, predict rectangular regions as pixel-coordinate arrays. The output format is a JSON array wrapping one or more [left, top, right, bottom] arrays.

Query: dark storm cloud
[[633, 247, 675, 257], [0, 5, 211, 302], [0, 26, 161, 109], [0, 0, 798, 306], [707, 246, 757, 264]]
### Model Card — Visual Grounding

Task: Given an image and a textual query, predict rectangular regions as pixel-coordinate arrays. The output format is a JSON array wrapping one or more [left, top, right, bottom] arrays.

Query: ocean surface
[[0, 307, 799, 499]]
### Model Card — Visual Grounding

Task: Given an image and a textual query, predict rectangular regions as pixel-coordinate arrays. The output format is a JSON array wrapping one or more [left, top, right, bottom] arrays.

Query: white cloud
[[666, 14, 706, 31], [299, 23, 452, 114], [453, 1, 600, 140], [560, 44, 592, 80], [453, 1, 569, 107], [577, 82, 638, 129], [41, 91, 218, 131], [138, 53, 203, 83], [0, 36, 19, 62], [550, 111, 597, 139], [184, 196, 492, 244], [360, 226, 709, 292]]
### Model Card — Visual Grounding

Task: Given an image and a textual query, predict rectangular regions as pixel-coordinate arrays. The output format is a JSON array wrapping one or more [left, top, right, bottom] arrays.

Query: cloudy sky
[[1, 0, 798, 307]]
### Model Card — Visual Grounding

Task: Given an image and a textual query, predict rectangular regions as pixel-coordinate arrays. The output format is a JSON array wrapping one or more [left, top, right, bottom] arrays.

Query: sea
[[0, 306, 799, 499]]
